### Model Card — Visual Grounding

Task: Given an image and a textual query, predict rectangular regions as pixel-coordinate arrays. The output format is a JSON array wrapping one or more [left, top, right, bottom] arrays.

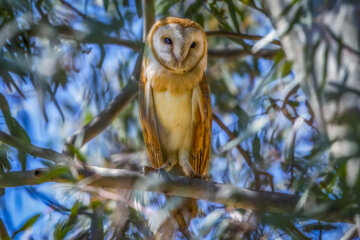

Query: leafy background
[[0, 0, 359, 239]]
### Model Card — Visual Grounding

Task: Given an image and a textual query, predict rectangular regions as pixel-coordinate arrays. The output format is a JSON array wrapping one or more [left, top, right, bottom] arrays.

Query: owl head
[[147, 17, 207, 74]]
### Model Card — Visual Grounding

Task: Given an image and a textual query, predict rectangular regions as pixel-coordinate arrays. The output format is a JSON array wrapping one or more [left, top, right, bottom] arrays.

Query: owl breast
[[153, 90, 192, 155]]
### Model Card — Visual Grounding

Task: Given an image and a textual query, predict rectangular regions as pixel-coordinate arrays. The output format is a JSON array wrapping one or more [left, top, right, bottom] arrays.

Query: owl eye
[[190, 42, 196, 48], [164, 38, 172, 44]]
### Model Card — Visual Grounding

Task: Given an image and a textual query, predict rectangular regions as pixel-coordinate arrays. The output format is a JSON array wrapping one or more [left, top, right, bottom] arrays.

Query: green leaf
[[134, 0, 142, 17], [0, 144, 11, 172], [283, 4, 303, 36], [195, 14, 205, 27], [227, 0, 240, 32], [103, 0, 109, 11], [280, 0, 300, 17], [112, 0, 125, 24], [235, 106, 249, 130], [184, 0, 203, 18], [67, 145, 87, 163], [0, 94, 11, 126], [54, 202, 82, 240], [252, 134, 261, 160], [0, 94, 30, 142], [38, 166, 72, 183], [319, 45, 330, 92], [12, 213, 42, 238], [281, 61, 293, 77], [287, 100, 300, 107], [0, 94, 31, 170], [156, 0, 178, 15]]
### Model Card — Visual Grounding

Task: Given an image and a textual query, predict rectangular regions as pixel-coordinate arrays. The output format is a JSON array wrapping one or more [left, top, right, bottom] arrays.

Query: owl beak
[[173, 44, 186, 68], [173, 50, 183, 68], [177, 57, 183, 68]]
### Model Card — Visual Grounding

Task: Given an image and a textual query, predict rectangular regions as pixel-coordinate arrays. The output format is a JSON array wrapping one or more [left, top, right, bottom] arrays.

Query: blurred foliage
[[0, 0, 359, 239]]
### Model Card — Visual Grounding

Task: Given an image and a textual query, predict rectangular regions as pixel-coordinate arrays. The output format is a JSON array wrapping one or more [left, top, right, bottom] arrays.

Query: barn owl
[[138, 17, 212, 237]]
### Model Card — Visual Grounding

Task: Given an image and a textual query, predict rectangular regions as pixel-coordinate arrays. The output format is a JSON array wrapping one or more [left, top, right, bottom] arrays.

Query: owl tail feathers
[[171, 209, 191, 239], [155, 198, 198, 240]]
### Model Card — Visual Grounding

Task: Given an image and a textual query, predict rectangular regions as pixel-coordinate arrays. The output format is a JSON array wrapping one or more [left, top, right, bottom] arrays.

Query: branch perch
[[0, 130, 354, 223], [0, 166, 353, 223], [0, 167, 298, 212]]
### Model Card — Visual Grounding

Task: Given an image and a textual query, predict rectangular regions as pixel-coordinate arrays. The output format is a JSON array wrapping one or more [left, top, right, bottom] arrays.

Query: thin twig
[[60, 0, 87, 18], [30, 23, 280, 59], [0, 130, 69, 163], [64, 80, 138, 151], [238, 0, 266, 14], [212, 114, 253, 168], [206, 31, 282, 46], [30, 24, 143, 51], [212, 114, 275, 191], [323, 25, 360, 57], [64, 0, 156, 152], [208, 48, 281, 59]]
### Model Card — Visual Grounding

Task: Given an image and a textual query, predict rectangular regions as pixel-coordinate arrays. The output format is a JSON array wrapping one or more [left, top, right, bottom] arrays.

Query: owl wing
[[138, 70, 165, 168], [190, 74, 212, 175]]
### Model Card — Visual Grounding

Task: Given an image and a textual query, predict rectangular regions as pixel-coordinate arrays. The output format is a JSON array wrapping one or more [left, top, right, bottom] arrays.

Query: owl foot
[[143, 166, 157, 174], [142, 166, 172, 181], [159, 160, 176, 171], [188, 172, 212, 183], [156, 167, 176, 182]]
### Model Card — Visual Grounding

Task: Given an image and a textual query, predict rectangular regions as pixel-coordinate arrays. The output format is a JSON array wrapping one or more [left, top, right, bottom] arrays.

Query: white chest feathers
[[153, 90, 192, 154]]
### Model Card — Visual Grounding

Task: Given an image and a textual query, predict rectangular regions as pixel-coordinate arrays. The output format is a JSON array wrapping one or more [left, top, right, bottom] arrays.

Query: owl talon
[[160, 161, 174, 171], [188, 172, 212, 183], [143, 166, 158, 174], [157, 167, 172, 181], [201, 173, 212, 181], [143, 166, 171, 181]]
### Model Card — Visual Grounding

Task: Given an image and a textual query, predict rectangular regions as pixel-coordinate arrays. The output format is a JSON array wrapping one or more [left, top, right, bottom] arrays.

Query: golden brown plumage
[[138, 17, 211, 238]]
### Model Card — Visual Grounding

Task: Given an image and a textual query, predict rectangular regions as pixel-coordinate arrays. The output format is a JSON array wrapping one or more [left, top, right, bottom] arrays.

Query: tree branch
[[206, 31, 281, 46], [0, 126, 354, 223], [64, 0, 156, 151], [142, 0, 155, 42], [0, 167, 298, 211], [0, 130, 68, 163], [0, 166, 353, 223], [212, 114, 274, 191], [64, 80, 138, 150], [30, 21, 281, 60], [29, 23, 280, 60], [30, 23, 143, 51]]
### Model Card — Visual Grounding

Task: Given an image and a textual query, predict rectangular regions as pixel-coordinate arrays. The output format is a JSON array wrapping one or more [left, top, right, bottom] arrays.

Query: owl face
[[148, 17, 207, 74]]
